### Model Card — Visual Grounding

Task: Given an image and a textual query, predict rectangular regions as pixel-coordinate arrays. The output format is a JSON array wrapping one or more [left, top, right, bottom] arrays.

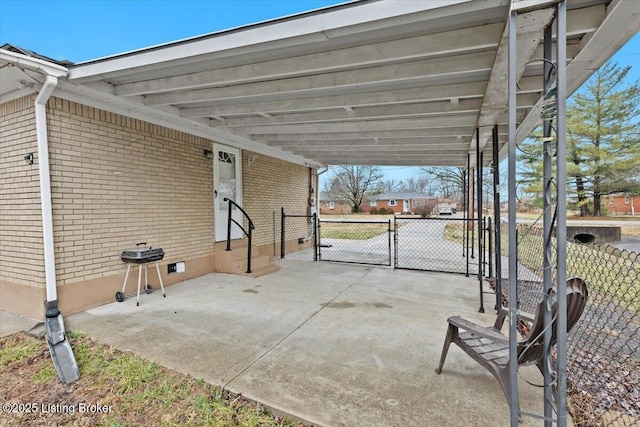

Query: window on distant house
[[625, 196, 630, 204], [389, 200, 397, 206], [610, 196, 614, 204], [329, 201, 335, 209], [369, 200, 378, 206]]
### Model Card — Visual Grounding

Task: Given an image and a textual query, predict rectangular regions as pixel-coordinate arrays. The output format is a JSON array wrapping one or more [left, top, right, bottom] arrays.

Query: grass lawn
[[320, 221, 390, 240], [0, 332, 301, 427]]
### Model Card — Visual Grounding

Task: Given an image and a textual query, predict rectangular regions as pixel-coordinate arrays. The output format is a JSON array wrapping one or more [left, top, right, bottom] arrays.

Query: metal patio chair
[[434, 277, 588, 413]]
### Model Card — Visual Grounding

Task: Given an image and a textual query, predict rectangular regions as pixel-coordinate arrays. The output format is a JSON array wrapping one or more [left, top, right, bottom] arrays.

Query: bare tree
[[401, 176, 431, 193], [420, 167, 465, 201], [329, 165, 383, 213], [379, 178, 402, 193]]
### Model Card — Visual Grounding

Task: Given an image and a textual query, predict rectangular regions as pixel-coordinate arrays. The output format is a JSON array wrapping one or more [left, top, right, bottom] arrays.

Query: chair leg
[[435, 324, 456, 374]]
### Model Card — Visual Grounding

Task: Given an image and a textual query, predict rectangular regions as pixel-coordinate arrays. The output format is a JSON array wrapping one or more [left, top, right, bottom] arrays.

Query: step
[[215, 243, 279, 278], [246, 264, 281, 278]]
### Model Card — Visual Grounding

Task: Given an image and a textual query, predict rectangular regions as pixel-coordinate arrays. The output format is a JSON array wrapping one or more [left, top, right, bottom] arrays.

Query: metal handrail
[[223, 198, 255, 273]]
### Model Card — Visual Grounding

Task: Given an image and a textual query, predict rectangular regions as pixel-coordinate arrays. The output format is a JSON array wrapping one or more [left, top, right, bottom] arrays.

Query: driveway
[[66, 260, 545, 426]]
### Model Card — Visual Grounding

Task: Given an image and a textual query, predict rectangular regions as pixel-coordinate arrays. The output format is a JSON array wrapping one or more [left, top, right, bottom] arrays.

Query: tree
[[329, 165, 383, 213], [518, 61, 640, 216], [420, 167, 465, 201], [567, 61, 640, 216], [400, 176, 431, 193], [379, 178, 402, 193]]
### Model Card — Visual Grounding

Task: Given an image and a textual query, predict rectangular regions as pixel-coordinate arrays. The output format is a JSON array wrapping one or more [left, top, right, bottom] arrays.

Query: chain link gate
[[318, 219, 391, 266], [394, 216, 481, 275]]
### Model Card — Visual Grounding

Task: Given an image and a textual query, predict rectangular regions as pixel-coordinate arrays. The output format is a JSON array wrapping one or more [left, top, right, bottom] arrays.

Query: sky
[[1, 0, 638, 184]]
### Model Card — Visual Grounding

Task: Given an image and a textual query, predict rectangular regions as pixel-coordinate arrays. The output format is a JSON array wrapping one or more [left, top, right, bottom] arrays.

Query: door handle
[[214, 190, 218, 198]]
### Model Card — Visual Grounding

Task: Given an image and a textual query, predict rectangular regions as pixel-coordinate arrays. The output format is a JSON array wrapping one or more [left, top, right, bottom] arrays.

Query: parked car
[[439, 206, 453, 215]]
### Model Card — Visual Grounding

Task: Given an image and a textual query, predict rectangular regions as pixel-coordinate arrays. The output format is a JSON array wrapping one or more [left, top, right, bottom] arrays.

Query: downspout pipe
[[35, 75, 59, 304], [35, 73, 80, 384]]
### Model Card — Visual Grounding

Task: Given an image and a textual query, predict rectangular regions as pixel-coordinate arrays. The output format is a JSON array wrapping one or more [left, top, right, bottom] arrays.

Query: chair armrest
[[492, 308, 536, 331], [448, 316, 509, 344]]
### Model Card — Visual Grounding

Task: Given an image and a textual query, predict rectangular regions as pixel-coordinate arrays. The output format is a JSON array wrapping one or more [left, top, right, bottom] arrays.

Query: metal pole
[[226, 199, 232, 251], [471, 163, 475, 259], [313, 213, 318, 262], [492, 125, 502, 310], [247, 227, 252, 273], [542, 19, 555, 426], [280, 207, 285, 259], [488, 218, 494, 279], [477, 129, 484, 313], [387, 219, 392, 266], [556, 3, 569, 425], [465, 157, 470, 277], [462, 169, 467, 258], [507, 10, 520, 425]]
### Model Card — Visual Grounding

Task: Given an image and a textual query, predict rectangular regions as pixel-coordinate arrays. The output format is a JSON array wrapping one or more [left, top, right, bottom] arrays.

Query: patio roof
[[1, 0, 639, 168]]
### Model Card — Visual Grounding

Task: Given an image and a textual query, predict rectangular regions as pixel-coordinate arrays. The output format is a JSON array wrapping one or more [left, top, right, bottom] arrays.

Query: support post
[[492, 125, 502, 310], [555, 3, 569, 425], [477, 129, 484, 313], [542, 18, 555, 426], [507, 9, 520, 426], [465, 157, 470, 277]]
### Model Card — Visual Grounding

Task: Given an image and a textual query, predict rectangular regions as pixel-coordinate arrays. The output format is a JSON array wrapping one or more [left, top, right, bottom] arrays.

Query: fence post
[[488, 218, 494, 280], [387, 219, 392, 266], [313, 213, 318, 262], [280, 207, 285, 259]]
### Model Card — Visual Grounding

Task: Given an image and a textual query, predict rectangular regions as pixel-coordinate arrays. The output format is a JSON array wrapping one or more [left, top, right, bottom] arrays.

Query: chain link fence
[[496, 222, 640, 426], [277, 210, 317, 261], [318, 220, 391, 266], [395, 217, 479, 275]]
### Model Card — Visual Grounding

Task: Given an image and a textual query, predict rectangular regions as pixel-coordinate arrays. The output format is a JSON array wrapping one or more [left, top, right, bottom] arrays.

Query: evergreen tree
[[518, 61, 640, 216]]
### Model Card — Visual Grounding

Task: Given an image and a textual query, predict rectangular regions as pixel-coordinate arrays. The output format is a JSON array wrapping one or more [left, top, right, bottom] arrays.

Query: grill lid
[[121, 242, 165, 263]]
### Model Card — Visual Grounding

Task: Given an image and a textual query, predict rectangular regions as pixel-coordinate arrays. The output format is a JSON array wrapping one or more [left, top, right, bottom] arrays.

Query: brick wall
[[2, 95, 311, 316], [607, 195, 640, 215], [46, 97, 215, 286], [242, 151, 313, 250], [0, 95, 45, 288]]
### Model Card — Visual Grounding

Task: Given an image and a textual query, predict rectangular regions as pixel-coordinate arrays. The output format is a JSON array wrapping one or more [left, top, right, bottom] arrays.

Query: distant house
[[364, 192, 436, 214], [607, 194, 639, 215], [319, 192, 352, 214]]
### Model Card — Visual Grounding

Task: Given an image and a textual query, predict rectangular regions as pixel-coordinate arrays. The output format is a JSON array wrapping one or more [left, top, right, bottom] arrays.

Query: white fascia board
[[0, 49, 68, 78], [53, 80, 322, 167], [67, 0, 473, 82]]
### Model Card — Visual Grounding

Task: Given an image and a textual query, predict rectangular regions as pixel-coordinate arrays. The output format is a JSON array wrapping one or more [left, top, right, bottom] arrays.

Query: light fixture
[[24, 153, 34, 165], [204, 149, 213, 160]]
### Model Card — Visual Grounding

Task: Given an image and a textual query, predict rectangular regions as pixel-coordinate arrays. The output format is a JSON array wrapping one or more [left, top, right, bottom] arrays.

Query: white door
[[214, 145, 243, 242], [403, 199, 410, 212]]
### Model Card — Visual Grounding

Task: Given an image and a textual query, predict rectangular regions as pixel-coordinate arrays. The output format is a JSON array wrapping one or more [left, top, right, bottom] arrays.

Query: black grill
[[121, 243, 165, 264]]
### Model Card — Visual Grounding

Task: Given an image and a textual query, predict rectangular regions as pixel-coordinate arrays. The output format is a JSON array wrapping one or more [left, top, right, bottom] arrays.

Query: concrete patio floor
[[62, 260, 546, 426]]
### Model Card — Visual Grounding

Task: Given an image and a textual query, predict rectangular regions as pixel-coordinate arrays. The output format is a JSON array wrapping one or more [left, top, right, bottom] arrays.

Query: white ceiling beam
[[144, 52, 494, 106], [240, 116, 477, 135], [179, 82, 488, 118], [267, 137, 468, 150], [256, 128, 478, 142], [115, 23, 503, 97], [215, 99, 483, 128]]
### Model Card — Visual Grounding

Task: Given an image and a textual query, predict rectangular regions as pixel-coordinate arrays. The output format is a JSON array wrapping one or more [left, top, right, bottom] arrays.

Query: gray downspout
[[35, 75, 80, 384]]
